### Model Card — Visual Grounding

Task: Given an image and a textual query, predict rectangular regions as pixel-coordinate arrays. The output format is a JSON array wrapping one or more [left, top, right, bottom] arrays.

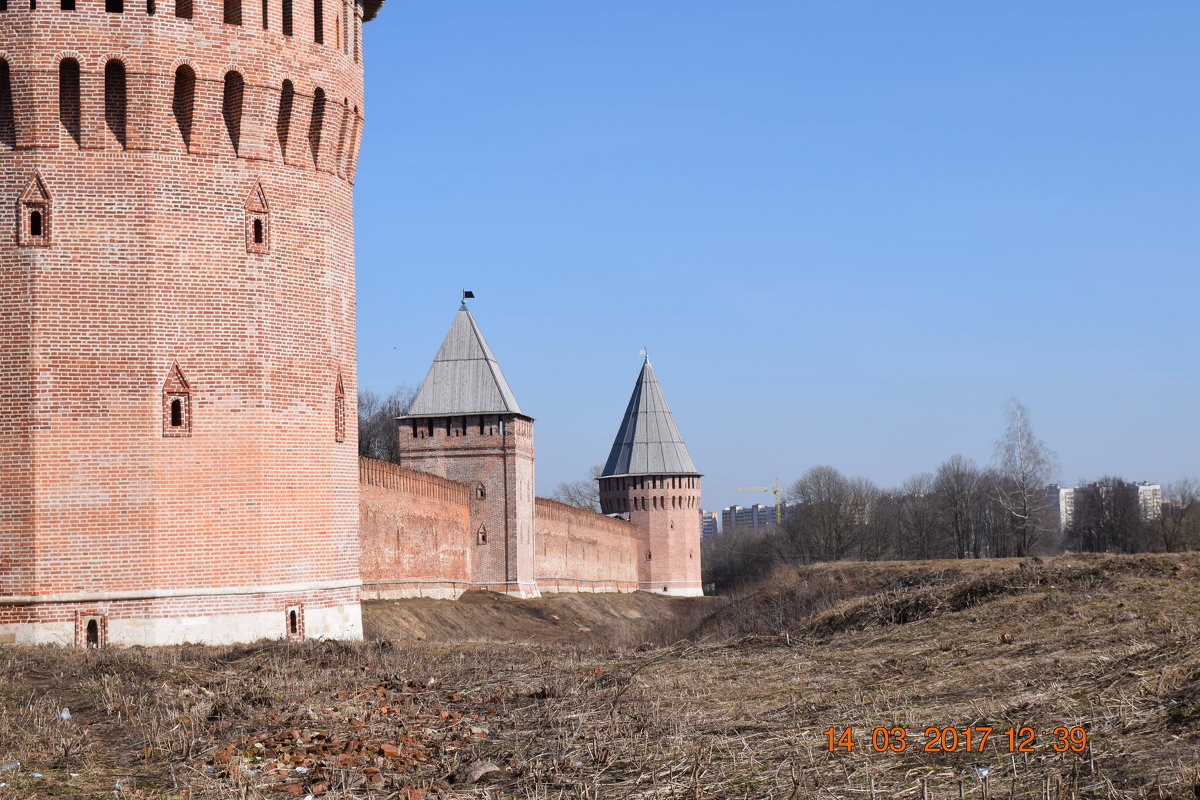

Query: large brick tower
[[397, 302, 538, 597], [0, 0, 380, 643], [598, 356, 703, 595]]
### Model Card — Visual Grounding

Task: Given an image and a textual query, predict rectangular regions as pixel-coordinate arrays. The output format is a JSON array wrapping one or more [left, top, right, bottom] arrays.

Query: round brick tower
[[0, 0, 372, 644], [598, 357, 703, 596]]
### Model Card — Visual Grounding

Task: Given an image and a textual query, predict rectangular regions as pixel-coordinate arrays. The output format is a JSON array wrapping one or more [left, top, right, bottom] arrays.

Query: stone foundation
[[0, 586, 363, 646]]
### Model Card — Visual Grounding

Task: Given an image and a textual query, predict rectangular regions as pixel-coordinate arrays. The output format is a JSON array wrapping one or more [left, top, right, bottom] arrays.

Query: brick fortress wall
[[358, 458, 471, 599], [358, 461, 644, 598], [533, 498, 638, 593], [0, 0, 366, 644]]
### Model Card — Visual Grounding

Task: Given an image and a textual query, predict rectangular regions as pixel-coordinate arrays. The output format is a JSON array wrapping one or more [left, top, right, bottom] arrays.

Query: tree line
[[704, 399, 1198, 592]]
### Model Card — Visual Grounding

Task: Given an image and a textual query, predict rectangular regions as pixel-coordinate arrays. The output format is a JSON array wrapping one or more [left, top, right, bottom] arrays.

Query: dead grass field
[[1, 553, 1199, 799]]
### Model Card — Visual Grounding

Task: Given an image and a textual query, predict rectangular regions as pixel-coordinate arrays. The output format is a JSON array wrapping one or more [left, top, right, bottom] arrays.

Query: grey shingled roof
[[402, 305, 525, 418], [601, 358, 699, 477]]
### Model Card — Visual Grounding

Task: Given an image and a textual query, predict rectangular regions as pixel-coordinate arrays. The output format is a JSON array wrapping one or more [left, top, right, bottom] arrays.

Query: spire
[[403, 305, 525, 417], [601, 356, 698, 477]]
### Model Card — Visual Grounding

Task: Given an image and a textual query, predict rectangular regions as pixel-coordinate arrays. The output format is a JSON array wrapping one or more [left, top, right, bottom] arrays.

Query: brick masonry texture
[[2, 0, 702, 644], [600, 475, 704, 595], [364, 413, 700, 599], [0, 0, 365, 643], [395, 414, 539, 597], [533, 498, 639, 593], [358, 457, 471, 599]]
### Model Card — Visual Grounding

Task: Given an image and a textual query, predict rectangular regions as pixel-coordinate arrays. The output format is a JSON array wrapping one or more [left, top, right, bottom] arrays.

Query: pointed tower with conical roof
[[599, 356, 703, 596], [397, 302, 538, 597]]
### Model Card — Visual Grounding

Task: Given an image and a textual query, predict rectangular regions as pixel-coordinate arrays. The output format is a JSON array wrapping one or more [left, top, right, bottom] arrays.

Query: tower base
[[0, 586, 363, 646]]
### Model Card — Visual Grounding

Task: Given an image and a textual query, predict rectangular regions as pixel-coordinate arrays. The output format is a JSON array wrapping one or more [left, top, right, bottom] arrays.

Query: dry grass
[[1, 553, 1199, 798]]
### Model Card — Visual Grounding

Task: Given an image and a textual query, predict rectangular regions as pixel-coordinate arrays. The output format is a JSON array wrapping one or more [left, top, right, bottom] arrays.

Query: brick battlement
[[359, 457, 469, 506], [533, 497, 632, 537]]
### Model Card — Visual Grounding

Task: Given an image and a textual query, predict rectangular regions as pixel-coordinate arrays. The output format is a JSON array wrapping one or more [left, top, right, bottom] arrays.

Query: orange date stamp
[[823, 726, 1088, 754]]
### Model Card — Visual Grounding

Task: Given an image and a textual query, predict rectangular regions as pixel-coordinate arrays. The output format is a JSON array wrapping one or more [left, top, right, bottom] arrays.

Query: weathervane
[[461, 289, 474, 309], [640, 346, 649, 361]]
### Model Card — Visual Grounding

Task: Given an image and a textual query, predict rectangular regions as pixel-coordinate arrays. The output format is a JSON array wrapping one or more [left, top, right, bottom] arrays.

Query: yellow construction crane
[[736, 476, 784, 525]]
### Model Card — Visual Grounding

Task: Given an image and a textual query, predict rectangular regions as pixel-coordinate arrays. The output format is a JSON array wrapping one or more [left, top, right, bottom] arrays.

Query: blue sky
[[355, 2, 1199, 512]]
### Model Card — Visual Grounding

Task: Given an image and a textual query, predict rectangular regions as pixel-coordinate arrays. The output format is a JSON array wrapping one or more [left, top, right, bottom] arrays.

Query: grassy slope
[[0, 553, 1197, 798]]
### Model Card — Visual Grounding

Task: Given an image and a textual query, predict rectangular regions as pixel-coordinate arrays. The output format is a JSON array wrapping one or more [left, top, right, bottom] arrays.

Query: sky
[[354, 2, 1200, 514]]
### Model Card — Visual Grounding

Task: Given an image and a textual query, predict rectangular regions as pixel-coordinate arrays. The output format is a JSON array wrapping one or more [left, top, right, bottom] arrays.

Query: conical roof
[[601, 357, 698, 477], [403, 305, 525, 418]]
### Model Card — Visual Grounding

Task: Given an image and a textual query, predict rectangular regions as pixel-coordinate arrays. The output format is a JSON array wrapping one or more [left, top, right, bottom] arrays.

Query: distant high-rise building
[[699, 511, 719, 539], [1054, 481, 1162, 531], [720, 503, 788, 532], [1136, 483, 1163, 521]]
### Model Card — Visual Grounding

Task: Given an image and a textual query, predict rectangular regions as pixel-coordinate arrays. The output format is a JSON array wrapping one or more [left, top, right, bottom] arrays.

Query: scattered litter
[[0, 762, 19, 773], [59, 707, 71, 721], [294, 766, 309, 774], [70, 772, 79, 778], [30, 772, 44, 778], [1123, 611, 1141, 621], [975, 766, 991, 778]]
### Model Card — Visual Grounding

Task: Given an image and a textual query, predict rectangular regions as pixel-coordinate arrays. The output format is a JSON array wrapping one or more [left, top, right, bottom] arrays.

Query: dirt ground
[[1, 553, 1198, 799], [361, 589, 718, 647]]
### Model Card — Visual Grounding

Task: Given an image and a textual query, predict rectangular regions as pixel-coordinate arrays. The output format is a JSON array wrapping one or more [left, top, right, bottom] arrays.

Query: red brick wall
[[0, 0, 365, 637], [533, 498, 639, 592], [358, 457, 471, 598]]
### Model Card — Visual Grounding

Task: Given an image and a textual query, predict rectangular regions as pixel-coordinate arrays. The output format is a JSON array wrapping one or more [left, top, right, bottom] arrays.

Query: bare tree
[[1156, 478, 1199, 552], [898, 472, 946, 560], [357, 384, 416, 463], [934, 454, 982, 558], [866, 491, 904, 561], [785, 465, 875, 561], [701, 525, 781, 593], [849, 476, 884, 560], [993, 397, 1058, 556], [550, 465, 603, 512], [973, 469, 1012, 557], [1068, 477, 1146, 553]]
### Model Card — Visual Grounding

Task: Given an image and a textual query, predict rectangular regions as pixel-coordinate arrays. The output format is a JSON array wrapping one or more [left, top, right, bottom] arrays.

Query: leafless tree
[[973, 469, 1012, 557], [849, 476, 884, 560], [1155, 478, 1199, 552], [993, 397, 1058, 556], [866, 491, 904, 561], [550, 465, 603, 512], [357, 384, 416, 463], [896, 473, 943, 560], [701, 525, 781, 593], [785, 465, 877, 561], [934, 454, 982, 558], [1068, 477, 1146, 553]]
